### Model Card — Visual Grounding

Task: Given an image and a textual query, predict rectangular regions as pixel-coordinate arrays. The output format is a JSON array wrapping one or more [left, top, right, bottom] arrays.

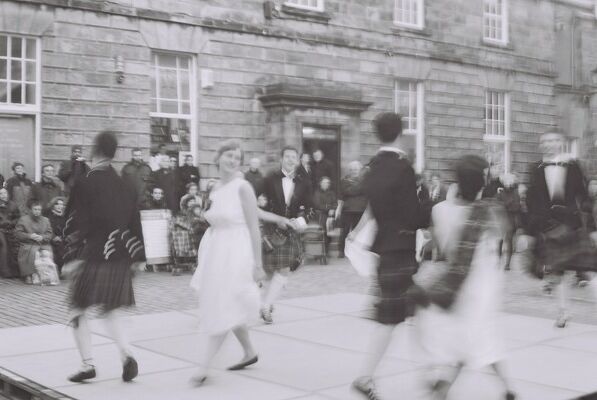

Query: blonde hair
[[214, 139, 244, 165]]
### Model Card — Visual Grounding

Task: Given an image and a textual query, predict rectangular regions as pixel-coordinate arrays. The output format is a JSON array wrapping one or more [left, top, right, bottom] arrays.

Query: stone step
[[0, 367, 73, 400]]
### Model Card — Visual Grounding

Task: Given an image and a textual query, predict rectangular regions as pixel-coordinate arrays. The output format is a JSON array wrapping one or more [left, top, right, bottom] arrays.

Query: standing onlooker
[[64, 131, 142, 383], [149, 144, 168, 172], [429, 173, 447, 205], [311, 149, 335, 190], [176, 154, 201, 201], [336, 161, 367, 258], [45, 196, 67, 275], [5, 162, 33, 214], [296, 153, 314, 192], [141, 187, 167, 210], [30, 164, 65, 212], [58, 145, 90, 196], [150, 158, 178, 212], [244, 158, 265, 196], [352, 112, 427, 398], [313, 176, 337, 252], [14, 201, 53, 284], [497, 173, 521, 271], [121, 148, 152, 206], [0, 188, 20, 278], [179, 183, 202, 211]]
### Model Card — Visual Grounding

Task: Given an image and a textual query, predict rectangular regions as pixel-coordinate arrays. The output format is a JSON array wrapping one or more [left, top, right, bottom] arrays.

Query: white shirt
[[379, 146, 407, 157], [543, 155, 568, 201], [281, 169, 295, 206]]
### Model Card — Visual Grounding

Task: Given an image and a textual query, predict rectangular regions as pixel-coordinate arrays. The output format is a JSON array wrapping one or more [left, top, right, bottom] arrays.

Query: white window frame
[[284, 0, 325, 12], [394, 80, 425, 172], [483, 0, 509, 45], [563, 137, 578, 158], [150, 51, 198, 162], [483, 90, 510, 173], [0, 34, 42, 180], [393, 0, 425, 30]]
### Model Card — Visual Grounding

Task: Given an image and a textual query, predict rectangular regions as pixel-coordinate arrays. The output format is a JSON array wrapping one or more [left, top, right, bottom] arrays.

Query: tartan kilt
[[537, 229, 597, 273], [263, 230, 303, 274]]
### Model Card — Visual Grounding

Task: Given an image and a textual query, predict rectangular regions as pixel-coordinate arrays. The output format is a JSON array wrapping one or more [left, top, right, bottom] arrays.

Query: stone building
[[0, 0, 596, 186]]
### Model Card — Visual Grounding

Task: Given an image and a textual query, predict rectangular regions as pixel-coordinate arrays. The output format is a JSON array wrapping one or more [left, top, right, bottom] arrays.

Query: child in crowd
[[141, 187, 167, 210], [179, 182, 202, 211], [33, 248, 60, 286]]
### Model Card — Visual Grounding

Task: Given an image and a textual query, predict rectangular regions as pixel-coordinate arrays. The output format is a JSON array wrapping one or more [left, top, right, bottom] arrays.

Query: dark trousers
[[376, 250, 418, 325], [339, 211, 364, 256]]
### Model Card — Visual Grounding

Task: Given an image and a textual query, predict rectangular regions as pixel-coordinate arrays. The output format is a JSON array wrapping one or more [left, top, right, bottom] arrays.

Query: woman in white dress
[[417, 155, 516, 400], [189, 140, 290, 386]]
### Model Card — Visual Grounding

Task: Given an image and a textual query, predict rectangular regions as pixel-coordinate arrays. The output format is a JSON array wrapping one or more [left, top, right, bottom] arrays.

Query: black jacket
[[526, 160, 591, 235], [363, 151, 429, 253], [58, 157, 90, 195], [263, 170, 313, 219], [244, 169, 265, 196], [121, 160, 152, 205], [176, 165, 200, 198]]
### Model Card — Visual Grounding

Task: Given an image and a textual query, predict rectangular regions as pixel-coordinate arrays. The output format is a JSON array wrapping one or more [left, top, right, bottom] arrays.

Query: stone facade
[[0, 0, 596, 183]]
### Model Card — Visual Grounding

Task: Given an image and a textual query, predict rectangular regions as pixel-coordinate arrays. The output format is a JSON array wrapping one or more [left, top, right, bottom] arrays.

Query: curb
[[0, 367, 75, 400]]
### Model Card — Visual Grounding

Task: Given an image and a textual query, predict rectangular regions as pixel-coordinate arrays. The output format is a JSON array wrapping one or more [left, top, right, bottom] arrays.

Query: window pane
[[0, 82, 6, 102], [180, 69, 189, 100], [157, 54, 177, 68], [25, 61, 35, 82], [11, 37, 22, 58], [181, 102, 190, 114], [26, 39, 36, 59], [159, 100, 178, 114], [11, 60, 22, 81], [0, 59, 6, 79], [159, 69, 177, 99], [0, 36, 7, 56], [10, 82, 22, 103], [150, 73, 157, 99], [25, 83, 35, 104]]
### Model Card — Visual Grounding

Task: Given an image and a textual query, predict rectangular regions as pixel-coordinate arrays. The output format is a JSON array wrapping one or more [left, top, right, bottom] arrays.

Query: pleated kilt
[[70, 258, 135, 311], [263, 230, 303, 275], [537, 229, 597, 273], [375, 250, 419, 325]]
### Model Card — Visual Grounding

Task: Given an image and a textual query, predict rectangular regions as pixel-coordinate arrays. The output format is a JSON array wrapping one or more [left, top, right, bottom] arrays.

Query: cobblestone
[[1, 257, 596, 328]]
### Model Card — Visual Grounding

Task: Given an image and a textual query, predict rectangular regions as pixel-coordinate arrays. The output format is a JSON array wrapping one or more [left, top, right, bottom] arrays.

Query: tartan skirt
[[263, 230, 303, 275], [70, 258, 135, 311], [537, 230, 597, 273], [375, 250, 419, 325]]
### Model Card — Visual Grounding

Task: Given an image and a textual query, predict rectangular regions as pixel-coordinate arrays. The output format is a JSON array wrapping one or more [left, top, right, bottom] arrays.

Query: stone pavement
[[1, 293, 596, 400]]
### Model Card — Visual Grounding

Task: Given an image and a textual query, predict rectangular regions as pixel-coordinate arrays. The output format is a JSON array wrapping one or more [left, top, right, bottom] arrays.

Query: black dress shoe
[[122, 356, 138, 382], [352, 378, 381, 400], [68, 367, 96, 383], [505, 391, 517, 400], [227, 355, 258, 371]]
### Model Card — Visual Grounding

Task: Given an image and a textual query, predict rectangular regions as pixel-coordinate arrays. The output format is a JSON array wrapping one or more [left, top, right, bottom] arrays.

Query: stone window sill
[[391, 24, 432, 37], [280, 4, 331, 23], [481, 38, 514, 51]]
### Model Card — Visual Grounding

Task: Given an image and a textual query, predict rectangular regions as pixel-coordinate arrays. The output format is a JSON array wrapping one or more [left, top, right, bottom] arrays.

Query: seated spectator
[[169, 198, 207, 276], [15, 201, 53, 284], [179, 182, 202, 211], [0, 187, 20, 278], [313, 177, 337, 227], [45, 196, 67, 275], [141, 187, 167, 210], [150, 157, 178, 211], [34, 248, 60, 286]]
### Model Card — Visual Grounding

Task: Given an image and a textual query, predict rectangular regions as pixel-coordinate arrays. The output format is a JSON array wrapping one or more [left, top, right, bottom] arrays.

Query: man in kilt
[[527, 129, 597, 328], [260, 146, 312, 324], [352, 113, 430, 400], [63, 131, 144, 383]]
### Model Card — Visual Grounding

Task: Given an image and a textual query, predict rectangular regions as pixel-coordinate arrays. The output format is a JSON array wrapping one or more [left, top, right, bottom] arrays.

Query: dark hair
[[215, 139, 244, 164], [151, 186, 163, 193], [92, 131, 118, 159], [185, 154, 193, 159], [29, 199, 43, 209], [373, 112, 402, 143], [71, 145, 82, 152], [132, 147, 141, 153], [186, 182, 198, 190], [455, 155, 488, 202], [11, 162, 24, 171], [41, 164, 54, 173], [181, 196, 196, 210], [281, 146, 299, 157]]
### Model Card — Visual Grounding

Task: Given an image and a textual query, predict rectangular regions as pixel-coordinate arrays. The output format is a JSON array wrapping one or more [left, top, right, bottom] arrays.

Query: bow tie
[[541, 161, 568, 168]]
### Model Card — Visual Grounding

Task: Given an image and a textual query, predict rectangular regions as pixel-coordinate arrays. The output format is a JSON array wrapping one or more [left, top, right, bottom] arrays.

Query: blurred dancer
[[352, 113, 428, 400], [64, 131, 143, 383], [526, 129, 597, 327], [419, 155, 515, 400]]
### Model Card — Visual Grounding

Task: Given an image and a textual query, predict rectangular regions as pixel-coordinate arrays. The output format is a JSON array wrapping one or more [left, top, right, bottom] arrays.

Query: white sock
[[264, 273, 288, 309]]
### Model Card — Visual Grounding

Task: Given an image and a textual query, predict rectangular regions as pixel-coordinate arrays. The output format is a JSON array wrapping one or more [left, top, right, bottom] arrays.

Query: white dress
[[190, 178, 260, 335], [417, 201, 504, 368]]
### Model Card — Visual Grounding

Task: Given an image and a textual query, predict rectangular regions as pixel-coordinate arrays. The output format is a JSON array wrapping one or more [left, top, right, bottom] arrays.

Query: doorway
[[0, 115, 35, 180], [301, 124, 341, 193]]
